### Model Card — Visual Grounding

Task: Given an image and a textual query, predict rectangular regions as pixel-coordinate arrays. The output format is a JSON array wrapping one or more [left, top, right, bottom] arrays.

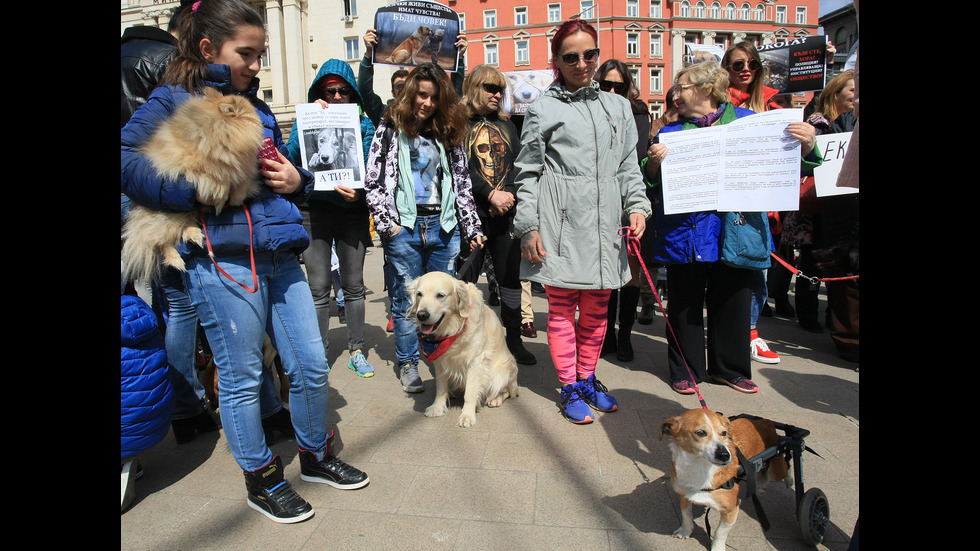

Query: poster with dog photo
[[294, 103, 365, 191], [373, 1, 461, 72], [502, 70, 554, 115]]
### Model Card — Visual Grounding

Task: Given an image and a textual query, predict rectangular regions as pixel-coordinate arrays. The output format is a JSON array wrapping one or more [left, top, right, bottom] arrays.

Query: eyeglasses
[[323, 86, 352, 97], [560, 48, 600, 65], [598, 80, 627, 94], [675, 83, 697, 92], [482, 83, 505, 95], [729, 59, 761, 72]]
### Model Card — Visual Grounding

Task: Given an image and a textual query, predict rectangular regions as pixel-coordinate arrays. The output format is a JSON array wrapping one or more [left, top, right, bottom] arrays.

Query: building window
[[649, 33, 662, 57], [627, 0, 639, 18], [710, 2, 720, 18], [263, 89, 274, 105], [680, 1, 690, 17], [345, 38, 358, 60], [484, 10, 496, 29], [516, 40, 529, 64], [725, 2, 735, 18], [548, 3, 561, 22], [261, 46, 270, 68], [649, 68, 662, 95], [695, 1, 705, 18], [650, 0, 661, 18], [775, 5, 786, 23], [630, 67, 640, 93], [459, 13, 466, 31], [580, 0, 595, 19], [626, 33, 639, 57], [515, 6, 528, 26], [755, 3, 764, 20], [795, 6, 807, 24], [343, 0, 356, 17], [484, 43, 498, 65], [739, 3, 750, 19]]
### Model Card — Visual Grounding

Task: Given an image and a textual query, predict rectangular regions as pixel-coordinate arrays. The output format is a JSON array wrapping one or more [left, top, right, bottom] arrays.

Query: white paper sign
[[295, 103, 365, 191], [813, 131, 858, 197], [658, 108, 804, 214]]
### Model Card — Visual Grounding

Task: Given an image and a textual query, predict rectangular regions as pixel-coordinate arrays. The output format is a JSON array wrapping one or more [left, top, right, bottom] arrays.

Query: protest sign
[[294, 103, 365, 191], [813, 131, 858, 197], [501, 70, 554, 115], [373, 1, 461, 72], [756, 35, 827, 94]]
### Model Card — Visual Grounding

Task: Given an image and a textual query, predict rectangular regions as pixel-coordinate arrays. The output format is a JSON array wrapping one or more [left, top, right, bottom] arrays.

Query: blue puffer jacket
[[121, 294, 173, 460], [285, 58, 375, 209], [121, 64, 315, 260]]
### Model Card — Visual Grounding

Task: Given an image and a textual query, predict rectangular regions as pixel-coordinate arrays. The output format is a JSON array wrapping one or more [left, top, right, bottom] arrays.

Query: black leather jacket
[[121, 26, 176, 128]]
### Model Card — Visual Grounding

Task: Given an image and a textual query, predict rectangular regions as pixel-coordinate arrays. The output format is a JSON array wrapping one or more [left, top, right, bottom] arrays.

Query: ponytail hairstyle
[[550, 19, 598, 84], [161, 0, 265, 94], [388, 62, 467, 148]]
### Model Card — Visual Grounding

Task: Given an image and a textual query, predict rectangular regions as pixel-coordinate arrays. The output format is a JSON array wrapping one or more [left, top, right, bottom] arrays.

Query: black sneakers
[[298, 449, 370, 490], [244, 455, 314, 524]]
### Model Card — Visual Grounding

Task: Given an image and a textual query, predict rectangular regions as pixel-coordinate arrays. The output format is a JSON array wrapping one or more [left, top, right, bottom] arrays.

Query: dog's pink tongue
[[421, 324, 435, 335]]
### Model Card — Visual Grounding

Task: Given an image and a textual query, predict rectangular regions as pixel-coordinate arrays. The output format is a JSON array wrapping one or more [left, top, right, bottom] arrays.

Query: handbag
[[719, 211, 772, 270]]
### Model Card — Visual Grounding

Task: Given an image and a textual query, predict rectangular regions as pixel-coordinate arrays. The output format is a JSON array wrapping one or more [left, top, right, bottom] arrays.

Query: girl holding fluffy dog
[[121, 0, 368, 525], [364, 62, 483, 395]]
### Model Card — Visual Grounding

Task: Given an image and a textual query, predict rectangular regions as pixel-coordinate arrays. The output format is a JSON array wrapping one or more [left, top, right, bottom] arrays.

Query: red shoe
[[386, 316, 394, 332], [521, 322, 537, 338], [750, 329, 780, 364]]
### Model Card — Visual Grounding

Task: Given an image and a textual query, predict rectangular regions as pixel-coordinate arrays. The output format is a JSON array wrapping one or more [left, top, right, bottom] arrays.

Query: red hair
[[550, 19, 598, 84]]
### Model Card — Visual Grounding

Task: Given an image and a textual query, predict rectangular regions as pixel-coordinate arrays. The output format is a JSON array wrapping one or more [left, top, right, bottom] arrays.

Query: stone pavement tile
[[481, 432, 600, 473], [370, 427, 490, 468], [299, 509, 463, 551], [455, 520, 612, 550], [398, 466, 537, 522], [298, 462, 419, 516]]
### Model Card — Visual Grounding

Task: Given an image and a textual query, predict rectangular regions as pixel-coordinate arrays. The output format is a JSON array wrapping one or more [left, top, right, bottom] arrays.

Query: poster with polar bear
[[294, 103, 365, 191]]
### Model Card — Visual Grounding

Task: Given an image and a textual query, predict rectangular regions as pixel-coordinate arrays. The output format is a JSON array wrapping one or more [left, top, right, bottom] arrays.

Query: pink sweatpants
[[545, 286, 611, 385]]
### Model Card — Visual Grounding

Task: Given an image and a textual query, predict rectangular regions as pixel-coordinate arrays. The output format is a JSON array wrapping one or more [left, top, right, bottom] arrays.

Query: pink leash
[[620, 227, 708, 409]]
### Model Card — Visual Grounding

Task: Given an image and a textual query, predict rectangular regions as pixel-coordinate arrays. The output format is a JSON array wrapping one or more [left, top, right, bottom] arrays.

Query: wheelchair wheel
[[798, 488, 830, 546]]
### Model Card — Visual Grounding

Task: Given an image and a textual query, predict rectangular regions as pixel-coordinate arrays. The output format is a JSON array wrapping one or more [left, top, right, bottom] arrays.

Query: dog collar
[[417, 320, 466, 362]]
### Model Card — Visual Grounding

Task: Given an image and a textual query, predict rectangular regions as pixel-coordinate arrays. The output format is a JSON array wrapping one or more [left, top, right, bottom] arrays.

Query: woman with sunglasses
[[284, 58, 379, 379], [513, 20, 652, 424], [459, 64, 536, 366], [644, 60, 819, 396], [364, 62, 484, 394], [721, 41, 787, 366], [594, 59, 651, 363]]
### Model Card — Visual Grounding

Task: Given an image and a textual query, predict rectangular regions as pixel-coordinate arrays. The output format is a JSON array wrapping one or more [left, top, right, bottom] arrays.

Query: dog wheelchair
[[727, 414, 830, 547]]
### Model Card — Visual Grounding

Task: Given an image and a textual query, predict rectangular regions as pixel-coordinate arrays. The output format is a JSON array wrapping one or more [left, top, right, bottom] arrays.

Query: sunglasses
[[482, 83, 505, 95], [322, 86, 352, 97], [599, 80, 627, 94], [729, 59, 761, 72], [560, 48, 600, 65]]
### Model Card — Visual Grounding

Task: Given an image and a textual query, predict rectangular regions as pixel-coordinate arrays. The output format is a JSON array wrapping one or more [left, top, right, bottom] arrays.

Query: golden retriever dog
[[384, 25, 432, 65], [660, 409, 793, 551], [408, 271, 519, 427], [122, 87, 264, 283]]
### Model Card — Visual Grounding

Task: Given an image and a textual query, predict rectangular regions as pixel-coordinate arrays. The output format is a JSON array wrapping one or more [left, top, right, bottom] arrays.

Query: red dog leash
[[199, 206, 258, 294], [620, 228, 708, 410]]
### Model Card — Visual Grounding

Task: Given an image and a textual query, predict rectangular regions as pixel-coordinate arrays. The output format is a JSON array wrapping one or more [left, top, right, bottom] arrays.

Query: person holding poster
[[722, 41, 786, 364], [284, 59, 378, 379], [644, 60, 818, 396], [513, 20, 652, 425], [364, 62, 483, 394]]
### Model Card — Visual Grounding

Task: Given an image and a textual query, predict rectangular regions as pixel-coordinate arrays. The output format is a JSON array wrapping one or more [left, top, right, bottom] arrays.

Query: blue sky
[[820, 0, 853, 17]]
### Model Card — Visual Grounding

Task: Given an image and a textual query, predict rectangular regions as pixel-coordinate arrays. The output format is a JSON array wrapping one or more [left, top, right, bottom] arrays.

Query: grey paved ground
[[121, 239, 859, 550]]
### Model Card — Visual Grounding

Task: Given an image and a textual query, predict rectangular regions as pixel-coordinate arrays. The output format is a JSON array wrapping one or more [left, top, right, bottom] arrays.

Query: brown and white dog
[[660, 409, 793, 550], [384, 26, 432, 65], [408, 271, 519, 427]]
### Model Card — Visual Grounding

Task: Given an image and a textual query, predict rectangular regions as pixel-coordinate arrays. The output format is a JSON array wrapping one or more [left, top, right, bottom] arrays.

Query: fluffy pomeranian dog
[[122, 87, 265, 283]]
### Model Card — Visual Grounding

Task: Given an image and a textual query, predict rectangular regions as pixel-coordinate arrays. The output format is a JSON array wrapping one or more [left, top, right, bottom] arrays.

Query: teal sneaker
[[559, 382, 594, 424], [347, 351, 375, 378], [578, 374, 618, 412]]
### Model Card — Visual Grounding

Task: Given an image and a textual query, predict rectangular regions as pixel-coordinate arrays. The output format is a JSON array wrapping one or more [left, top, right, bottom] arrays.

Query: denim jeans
[[183, 251, 329, 471], [383, 215, 460, 367], [300, 203, 371, 354], [160, 267, 283, 421], [749, 269, 768, 329]]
